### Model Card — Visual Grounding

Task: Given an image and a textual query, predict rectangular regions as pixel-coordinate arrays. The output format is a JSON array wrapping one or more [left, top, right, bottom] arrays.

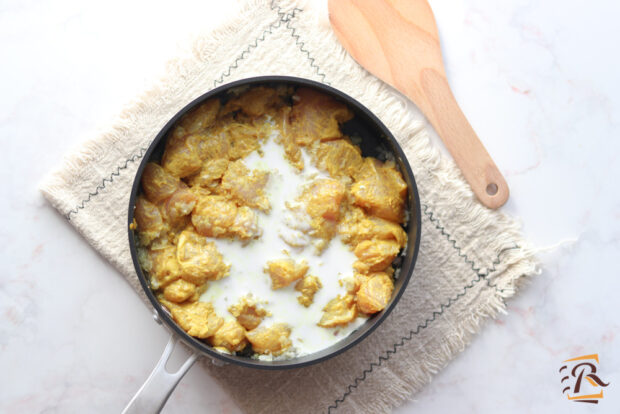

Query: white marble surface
[[1, 0, 619, 412]]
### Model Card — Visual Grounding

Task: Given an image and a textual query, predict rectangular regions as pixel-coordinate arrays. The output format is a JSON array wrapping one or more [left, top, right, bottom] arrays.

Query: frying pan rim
[[127, 75, 422, 370]]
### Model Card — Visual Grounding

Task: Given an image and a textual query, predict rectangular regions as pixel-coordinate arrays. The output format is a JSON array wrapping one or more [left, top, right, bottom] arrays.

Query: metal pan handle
[[122, 334, 199, 414]]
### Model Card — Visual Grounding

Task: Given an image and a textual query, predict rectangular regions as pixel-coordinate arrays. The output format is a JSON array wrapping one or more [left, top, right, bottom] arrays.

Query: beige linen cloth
[[40, 1, 538, 412]]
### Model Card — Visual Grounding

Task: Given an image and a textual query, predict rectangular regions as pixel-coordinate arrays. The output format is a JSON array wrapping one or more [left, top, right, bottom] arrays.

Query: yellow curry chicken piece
[[245, 323, 292, 355], [170, 99, 220, 141], [290, 87, 353, 146], [161, 99, 221, 178], [191, 195, 237, 237], [302, 178, 346, 222], [139, 162, 198, 231], [208, 320, 248, 352], [134, 196, 166, 246], [163, 185, 197, 228], [295, 275, 322, 307], [187, 158, 229, 189], [351, 158, 407, 223], [162, 300, 224, 339], [141, 246, 182, 289], [141, 162, 180, 203], [197, 131, 230, 161], [340, 272, 370, 294], [191, 195, 260, 241], [162, 133, 209, 178], [312, 138, 363, 180], [221, 160, 270, 211], [221, 85, 284, 117], [265, 258, 309, 289], [338, 207, 407, 249], [318, 294, 358, 328], [176, 229, 230, 285], [231, 206, 263, 241], [353, 239, 401, 274], [298, 178, 346, 245], [228, 297, 269, 330], [162, 279, 197, 303], [215, 121, 265, 161], [356, 272, 394, 314], [188, 186, 211, 201]]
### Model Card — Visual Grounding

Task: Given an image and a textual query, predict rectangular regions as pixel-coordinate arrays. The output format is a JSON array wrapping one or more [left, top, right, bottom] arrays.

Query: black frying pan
[[123, 76, 421, 413]]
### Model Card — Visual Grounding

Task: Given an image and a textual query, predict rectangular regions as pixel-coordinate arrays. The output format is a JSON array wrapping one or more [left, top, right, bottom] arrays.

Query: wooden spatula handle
[[418, 68, 509, 208]]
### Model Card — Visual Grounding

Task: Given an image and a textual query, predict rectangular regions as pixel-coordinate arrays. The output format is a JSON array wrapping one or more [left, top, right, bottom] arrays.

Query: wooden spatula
[[328, 0, 509, 209]]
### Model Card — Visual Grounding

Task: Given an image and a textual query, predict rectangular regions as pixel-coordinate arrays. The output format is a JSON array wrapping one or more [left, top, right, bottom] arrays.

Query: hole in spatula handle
[[486, 183, 498, 196]]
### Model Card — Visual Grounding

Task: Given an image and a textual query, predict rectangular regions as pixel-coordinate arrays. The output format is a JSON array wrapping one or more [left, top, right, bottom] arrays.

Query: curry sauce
[[134, 85, 407, 359]]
